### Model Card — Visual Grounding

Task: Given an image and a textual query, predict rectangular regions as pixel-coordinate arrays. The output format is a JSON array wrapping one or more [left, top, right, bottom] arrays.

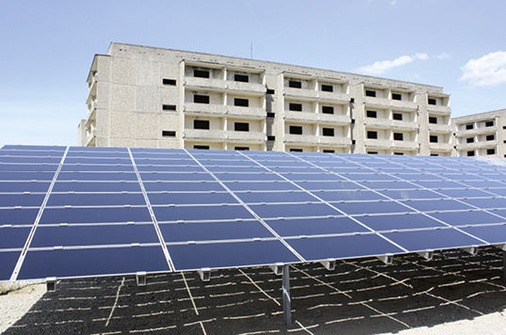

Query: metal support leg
[[503, 251, 506, 283], [282, 265, 291, 326]]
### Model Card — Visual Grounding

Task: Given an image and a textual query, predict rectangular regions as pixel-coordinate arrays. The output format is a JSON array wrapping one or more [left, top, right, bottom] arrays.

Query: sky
[[1, 0, 506, 146]]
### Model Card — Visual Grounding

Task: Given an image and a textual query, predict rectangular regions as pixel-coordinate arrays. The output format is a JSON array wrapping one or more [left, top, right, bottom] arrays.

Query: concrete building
[[453, 109, 506, 158], [79, 42, 454, 156]]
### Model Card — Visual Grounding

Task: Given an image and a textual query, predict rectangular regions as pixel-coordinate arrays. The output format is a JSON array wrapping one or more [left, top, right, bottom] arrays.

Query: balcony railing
[[184, 77, 227, 91], [227, 106, 266, 118], [183, 129, 226, 141], [226, 131, 266, 142], [226, 81, 265, 94], [184, 103, 227, 116]]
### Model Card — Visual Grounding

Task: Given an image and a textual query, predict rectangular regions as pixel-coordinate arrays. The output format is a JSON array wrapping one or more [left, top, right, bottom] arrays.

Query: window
[[234, 122, 249, 132], [194, 94, 210, 104], [487, 148, 496, 155], [234, 98, 249, 107], [367, 151, 378, 154], [266, 89, 275, 94], [289, 126, 303, 135], [290, 148, 303, 152], [267, 112, 275, 117], [394, 152, 404, 155], [234, 74, 249, 82], [289, 103, 303, 112], [321, 84, 333, 92], [162, 104, 176, 111], [162, 78, 176, 86], [322, 106, 334, 114], [467, 150, 475, 156], [367, 131, 378, 139], [466, 137, 474, 143], [428, 98, 437, 105], [323, 149, 335, 153], [430, 154, 439, 156], [392, 93, 402, 100], [288, 80, 302, 88], [235, 146, 249, 151], [430, 135, 438, 143], [366, 110, 377, 118], [194, 120, 210, 130], [193, 145, 209, 150], [194, 69, 210, 78], [365, 90, 376, 97], [485, 121, 494, 127], [466, 124, 474, 130], [486, 134, 495, 141], [429, 116, 438, 124], [393, 113, 403, 121], [162, 130, 176, 137], [267, 135, 275, 141], [393, 133, 404, 141], [322, 128, 335, 137]]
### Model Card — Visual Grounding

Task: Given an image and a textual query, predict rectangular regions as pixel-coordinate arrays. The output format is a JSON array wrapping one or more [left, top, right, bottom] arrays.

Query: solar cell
[[1, 144, 506, 283]]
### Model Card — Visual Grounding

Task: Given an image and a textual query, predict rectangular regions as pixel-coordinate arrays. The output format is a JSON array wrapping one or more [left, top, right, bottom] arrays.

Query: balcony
[[318, 113, 351, 125], [227, 131, 266, 142], [428, 123, 452, 133], [427, 105, 451, 115], [284, 134, 319, 145], [429, 142, 453, 152], [183, 129, 226, 141], [227, 106, 266, 119], [364, 118, 394, 129], [390, 99, 418, 111], [285, 111, 318, 122], [318, 91, 350, 103], [392, 141, 419, 151], [364, 97, 418, 111], [184, 103, 227, 116], [184, 77, 227, 91], [318, 136, 351, 146], [457, 126, 496, 136], [226, 81, 265, 94], [284, 87, 318, 100], [364, 138, 394, 149], [391, 120, 418, 130]]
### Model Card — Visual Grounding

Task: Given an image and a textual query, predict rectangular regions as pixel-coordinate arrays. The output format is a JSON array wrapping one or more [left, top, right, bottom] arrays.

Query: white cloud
[[357, 53, 429, 75], [435, 52, 451, 60], [460, 51, 506, 87]]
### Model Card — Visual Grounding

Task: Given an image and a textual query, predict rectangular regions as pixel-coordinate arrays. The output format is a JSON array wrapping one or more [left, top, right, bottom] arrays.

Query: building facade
[[453, 109, 506, 158], [79, 43, 454, 156]]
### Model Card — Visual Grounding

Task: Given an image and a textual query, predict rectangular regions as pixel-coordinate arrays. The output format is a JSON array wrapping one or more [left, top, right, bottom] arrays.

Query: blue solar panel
[[2, 144, 506, 282], [0, 252, 21, 280], [355, 213, 446, 231], [286, 234, 404, 261], [166, 240, 300, 271], [39, 207, 152, 224], [0, 208, 39, 226], [153, 204, 254, 222], [18, 246, 169, 280], [30, 224, 160, 247], [382, 228, 485, 252], [159, 221, 274, 243], [0, 227, 31, 248], [265, 217, 369, 237]]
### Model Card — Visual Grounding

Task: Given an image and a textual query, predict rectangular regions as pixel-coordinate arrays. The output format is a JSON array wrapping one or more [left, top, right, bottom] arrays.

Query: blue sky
[[1, 0, 506, 145]]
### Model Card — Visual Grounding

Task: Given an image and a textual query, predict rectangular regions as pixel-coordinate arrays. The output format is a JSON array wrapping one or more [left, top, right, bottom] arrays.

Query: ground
[[1, 248, 506, 334]]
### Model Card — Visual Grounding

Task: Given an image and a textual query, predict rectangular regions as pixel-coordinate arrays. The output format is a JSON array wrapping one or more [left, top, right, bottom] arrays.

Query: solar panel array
[[1, 145, 506, 281]]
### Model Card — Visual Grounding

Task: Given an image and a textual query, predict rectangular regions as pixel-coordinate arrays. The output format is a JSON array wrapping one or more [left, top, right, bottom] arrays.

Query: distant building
[[79, 42, 454, 156], [453, 109, 506, 158]]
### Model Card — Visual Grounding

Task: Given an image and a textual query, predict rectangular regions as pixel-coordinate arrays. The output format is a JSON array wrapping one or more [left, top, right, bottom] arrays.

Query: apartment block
[[79, 43, 454, 156], [453, 109, 506, 157]]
